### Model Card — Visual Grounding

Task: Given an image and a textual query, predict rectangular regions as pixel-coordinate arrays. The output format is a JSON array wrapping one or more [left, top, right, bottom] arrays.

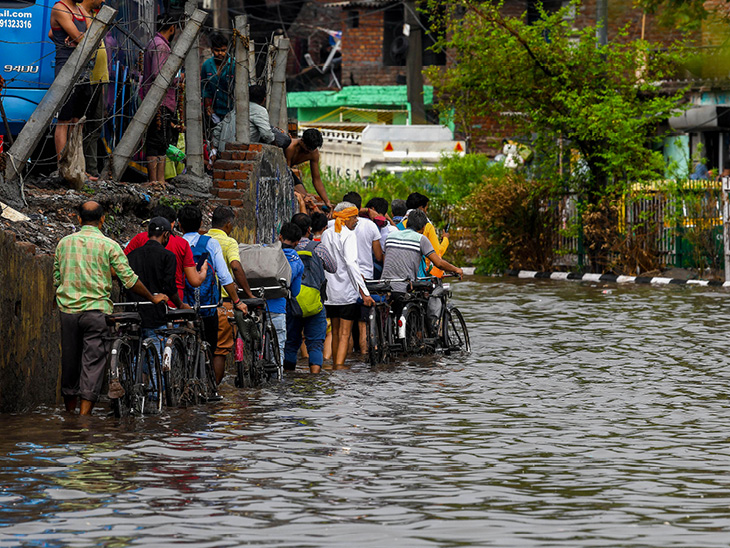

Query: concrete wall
[[0, 231, 61, 412], [211, 142, 296, 244]]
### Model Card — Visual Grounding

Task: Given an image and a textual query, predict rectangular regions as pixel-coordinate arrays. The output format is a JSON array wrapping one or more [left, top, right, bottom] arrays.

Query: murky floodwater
[[3, 277, 730, 546]]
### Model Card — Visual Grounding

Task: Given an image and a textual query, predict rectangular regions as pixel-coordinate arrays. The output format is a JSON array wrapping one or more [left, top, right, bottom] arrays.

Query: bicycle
[[396, 275, 470, 356], [364, 278, 408, 367], [231, 283, 283, 388], [106, 302, 164, 418], [431, 275, 471, 354], [159, 302, 220, 407]]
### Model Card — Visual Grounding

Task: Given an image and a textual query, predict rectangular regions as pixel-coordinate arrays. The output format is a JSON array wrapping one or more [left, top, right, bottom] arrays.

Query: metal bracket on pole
[[234, 15, 250, 143], [3, 5, 117, 193], [184, 1, 204, 177], [268, 37, 290, 130], [110, 9, 206, 181]]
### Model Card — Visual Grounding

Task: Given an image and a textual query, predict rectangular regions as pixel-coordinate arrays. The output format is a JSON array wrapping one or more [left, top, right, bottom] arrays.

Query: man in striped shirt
[[54, 201, 167, 415], [382, 209, 462, 295]]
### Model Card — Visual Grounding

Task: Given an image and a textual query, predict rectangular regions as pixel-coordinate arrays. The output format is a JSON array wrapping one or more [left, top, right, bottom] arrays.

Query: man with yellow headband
[[321, 202, 375, 367]]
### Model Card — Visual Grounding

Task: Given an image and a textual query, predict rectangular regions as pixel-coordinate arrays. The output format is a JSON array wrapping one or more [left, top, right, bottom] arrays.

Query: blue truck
[[0, 0, 165, 171]]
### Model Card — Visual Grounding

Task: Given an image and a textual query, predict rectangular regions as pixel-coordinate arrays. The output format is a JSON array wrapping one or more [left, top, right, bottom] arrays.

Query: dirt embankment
[[1, 174, 212, 254]]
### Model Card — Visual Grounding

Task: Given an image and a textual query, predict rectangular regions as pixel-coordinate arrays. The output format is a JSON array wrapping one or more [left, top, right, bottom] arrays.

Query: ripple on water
[[3, 278, 730, 546]]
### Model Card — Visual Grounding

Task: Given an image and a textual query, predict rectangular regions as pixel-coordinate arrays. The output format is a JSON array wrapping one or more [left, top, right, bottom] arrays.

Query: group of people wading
[[54, 191, 462, 415]]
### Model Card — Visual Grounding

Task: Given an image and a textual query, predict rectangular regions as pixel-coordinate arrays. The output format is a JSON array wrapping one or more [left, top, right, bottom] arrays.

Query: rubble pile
[[1, 175, 211, 255]]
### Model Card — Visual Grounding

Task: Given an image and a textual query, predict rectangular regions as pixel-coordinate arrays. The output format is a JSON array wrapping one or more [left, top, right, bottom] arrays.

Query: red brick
[[245, 151, 260, 160], [210, 199, 231, 207], [219, 151, 234, 161], [224, 171, 247, 180], [212, 159, 242, 171], [217, 189, 245, 200], [225, 143, 249, 151], [248, 144, 263, 152], [229, 199, 244, 207], [214, 180, 235, 189]]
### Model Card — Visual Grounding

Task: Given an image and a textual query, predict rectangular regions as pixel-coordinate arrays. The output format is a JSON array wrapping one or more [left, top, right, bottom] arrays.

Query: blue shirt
[[201, 56, 234, 119], [267, 247, 304, 314]]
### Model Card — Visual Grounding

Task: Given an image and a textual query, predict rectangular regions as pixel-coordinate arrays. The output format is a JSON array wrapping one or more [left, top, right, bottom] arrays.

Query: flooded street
[[3, 277, 730, 546]]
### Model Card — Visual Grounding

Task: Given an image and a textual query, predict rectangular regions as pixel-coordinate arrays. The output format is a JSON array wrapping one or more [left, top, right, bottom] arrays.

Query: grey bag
[[238, 241, 292, 299]]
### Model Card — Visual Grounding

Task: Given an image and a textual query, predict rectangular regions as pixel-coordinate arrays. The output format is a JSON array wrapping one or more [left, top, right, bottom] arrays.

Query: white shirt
[[321, 224, 370, 305], [327, 217, 381, 278]]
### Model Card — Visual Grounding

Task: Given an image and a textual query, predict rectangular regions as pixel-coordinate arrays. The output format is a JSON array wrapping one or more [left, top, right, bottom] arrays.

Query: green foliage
[[634, 0, 728, 31], [315, 154, 507, 228], [426, 0, 689, 203], [158, 196, 192, 211]]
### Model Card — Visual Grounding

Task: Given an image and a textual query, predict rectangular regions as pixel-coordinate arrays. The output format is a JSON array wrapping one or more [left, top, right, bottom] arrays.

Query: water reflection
[[3, 277, 730, 546]]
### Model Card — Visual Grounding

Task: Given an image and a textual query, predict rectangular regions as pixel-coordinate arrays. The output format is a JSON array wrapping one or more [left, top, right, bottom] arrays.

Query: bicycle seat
[[240, 297, 266, 308], [106, 312, 141, 325], [166, 308, 197, 321], [411, 280, 433, 291], [366, 281, 391, 293]]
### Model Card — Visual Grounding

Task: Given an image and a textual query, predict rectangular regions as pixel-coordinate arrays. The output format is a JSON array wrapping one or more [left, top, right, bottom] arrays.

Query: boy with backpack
[[285, 213, 337, 374], [178, 205, 247, 386], [268, 222, 304, 367]]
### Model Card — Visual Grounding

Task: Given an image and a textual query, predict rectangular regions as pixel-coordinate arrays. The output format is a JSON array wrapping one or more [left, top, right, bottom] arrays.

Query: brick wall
[[341, 8, 405, 86], [211, 143, 262, 209]]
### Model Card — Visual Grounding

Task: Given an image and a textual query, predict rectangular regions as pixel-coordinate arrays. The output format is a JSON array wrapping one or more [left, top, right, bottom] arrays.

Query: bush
[[461, 172, 557, 274]]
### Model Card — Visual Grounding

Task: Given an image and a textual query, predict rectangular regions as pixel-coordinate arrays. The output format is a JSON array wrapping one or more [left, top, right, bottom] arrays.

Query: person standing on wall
[[80, 0, 109, 180], [141, 15, 181, 184], [54, 201, 167, 415], [201, 32, 234, 133], [49, 0, 92, 170]]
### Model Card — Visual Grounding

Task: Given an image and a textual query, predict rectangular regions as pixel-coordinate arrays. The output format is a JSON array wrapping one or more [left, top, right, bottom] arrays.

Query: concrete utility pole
[[268, 36, 290, 130], [596, 0, 608, 47], [184, 1, 204, 177], [3, 4, 116, 198], [234, 15, 250, 143], [111, 9, 207, 181], [213, 0, 229, 30], [405, 0, 425, 125], [264, 39, 277, 111]]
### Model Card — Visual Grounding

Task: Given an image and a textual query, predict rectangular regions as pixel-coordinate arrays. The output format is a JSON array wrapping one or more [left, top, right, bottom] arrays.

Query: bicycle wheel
[[263, 321, 281, 382], [109, 339, 134, 418], [401, 305, 425, 355], [367, 308, 383, 367], [446, 306, 471, 353], [163, 336, 188, 408], [138, 338, 163, 415]]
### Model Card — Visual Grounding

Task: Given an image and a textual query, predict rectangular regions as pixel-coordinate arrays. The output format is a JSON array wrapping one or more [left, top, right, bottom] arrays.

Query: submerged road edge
[[503, 269, 730, 288]]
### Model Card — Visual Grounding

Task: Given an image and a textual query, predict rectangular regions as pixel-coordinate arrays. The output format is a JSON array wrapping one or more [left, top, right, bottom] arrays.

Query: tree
[[427, 1, 687, 203]]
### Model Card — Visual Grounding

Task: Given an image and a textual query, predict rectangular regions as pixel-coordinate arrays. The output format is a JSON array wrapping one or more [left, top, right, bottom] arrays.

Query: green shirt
[[53, 225, 139, 314]]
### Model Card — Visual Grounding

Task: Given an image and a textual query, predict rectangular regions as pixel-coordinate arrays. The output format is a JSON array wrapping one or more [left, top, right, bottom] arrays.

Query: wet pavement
[[2, 277, 730, 546]]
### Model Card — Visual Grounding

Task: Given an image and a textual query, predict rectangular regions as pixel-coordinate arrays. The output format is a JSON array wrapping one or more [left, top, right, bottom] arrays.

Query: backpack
[[183, 235, 220, 317], [296, 240, 326, 317], [238, 241, 292, 299]]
